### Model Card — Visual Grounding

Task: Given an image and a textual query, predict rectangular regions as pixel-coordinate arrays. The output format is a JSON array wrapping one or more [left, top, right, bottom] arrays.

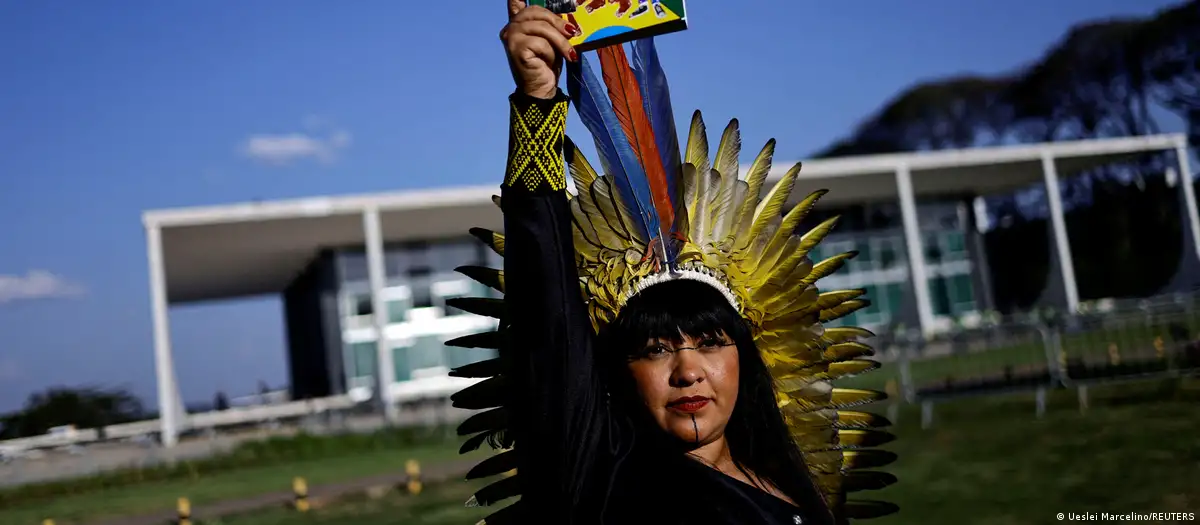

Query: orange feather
[[597, 45, 675, 238]]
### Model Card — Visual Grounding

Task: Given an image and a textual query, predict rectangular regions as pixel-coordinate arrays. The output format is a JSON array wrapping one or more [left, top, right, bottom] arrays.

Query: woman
[[442, 3, 898, 524]]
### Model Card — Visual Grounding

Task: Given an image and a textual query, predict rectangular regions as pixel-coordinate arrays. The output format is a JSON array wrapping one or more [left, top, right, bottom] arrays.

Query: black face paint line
[[691, 414, 699, 444]]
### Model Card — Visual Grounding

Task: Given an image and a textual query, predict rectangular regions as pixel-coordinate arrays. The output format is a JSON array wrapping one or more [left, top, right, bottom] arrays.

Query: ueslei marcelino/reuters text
[[1060, 512, 1195, 521]]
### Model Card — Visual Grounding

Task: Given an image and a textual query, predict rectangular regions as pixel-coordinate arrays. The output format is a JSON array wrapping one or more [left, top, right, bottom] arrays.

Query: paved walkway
[[84, 458, 478, 525]]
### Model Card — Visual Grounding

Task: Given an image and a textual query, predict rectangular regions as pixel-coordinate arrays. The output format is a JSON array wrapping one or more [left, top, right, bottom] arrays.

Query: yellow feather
[[570, 199, 605, 252], [589, 177, 635, 245], [829, 388, 887, 409], [685, 111, 711, 179], [576, 180, 624, 251], [801, 252, 857, 287], [739, 163, 800, 252], [712, 119, 741, 181], [833, 410, 891, 429], [822, 341, 875, 363], [823, 327, 875, 344], [565, 136, 598, 190], [753, 190, 826, 283], [730, 139, 776, 241], [693, 169, 718, 244], [821, 299, 870, 323]]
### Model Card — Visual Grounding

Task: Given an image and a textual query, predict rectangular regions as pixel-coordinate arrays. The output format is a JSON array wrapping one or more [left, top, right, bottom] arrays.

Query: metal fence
[[852, 296, 1200, 427], [0, 400, 468, 488]]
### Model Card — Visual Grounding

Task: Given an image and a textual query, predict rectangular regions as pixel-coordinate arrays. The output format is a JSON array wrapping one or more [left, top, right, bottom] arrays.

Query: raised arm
[[498, 4, 617, 521]]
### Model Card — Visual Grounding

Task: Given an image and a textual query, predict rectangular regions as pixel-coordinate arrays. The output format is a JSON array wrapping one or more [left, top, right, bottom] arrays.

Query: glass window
[[446, 343, 497, 370], [861, 285, 880, 314], [431, 240, 481, 273], [387, 297, 409, 324], [885, 283, 905, 317], [349, 342, 376, 379], [384, 249, 416, 279], [875, 237, 900, 269], [339, 252, 369, 284], [406, 272, 434, 308], [405, 336, 446, 372], [951, 274, 975, 309], [393, 345, 412, 382], [944, 231, 966, 254], [928, 276, 951, 316], [848, 240, 872, 273], [345, 293, 372, 317], [923, 232, 943, 263]]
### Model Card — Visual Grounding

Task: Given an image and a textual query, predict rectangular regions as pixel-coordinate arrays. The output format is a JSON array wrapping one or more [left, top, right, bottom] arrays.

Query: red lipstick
[[667, 396, 710, 413]]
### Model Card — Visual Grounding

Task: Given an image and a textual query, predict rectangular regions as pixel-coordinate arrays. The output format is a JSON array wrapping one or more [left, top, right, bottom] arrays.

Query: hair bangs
[[604, 279, 746, 355]]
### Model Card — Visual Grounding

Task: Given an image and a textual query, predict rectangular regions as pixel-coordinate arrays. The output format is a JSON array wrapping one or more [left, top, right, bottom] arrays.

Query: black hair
[[598, 278, 830, 514]]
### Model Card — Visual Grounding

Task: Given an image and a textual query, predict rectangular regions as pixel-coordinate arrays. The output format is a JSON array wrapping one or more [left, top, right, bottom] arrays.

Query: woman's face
[[626, 331, 740, 447]]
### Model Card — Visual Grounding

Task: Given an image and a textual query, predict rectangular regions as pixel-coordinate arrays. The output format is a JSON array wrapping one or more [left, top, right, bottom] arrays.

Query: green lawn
[[199, 378, 1199, 525], [204, 479, 493, 525], [840, 319, 1197, 394], [2, 442, 474, 525]]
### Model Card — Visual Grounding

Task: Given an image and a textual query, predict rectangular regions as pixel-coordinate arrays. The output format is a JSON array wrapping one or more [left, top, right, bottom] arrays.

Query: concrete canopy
[[142, 133, 1187, 306]]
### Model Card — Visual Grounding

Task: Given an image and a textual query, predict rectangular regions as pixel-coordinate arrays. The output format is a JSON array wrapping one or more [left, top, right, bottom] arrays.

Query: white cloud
[[239, 120, 352, 166], [0, 270, 85, 304]]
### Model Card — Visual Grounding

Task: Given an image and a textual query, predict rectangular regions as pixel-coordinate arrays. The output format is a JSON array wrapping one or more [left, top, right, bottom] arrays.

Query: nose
[[668, 348, 705, 387]]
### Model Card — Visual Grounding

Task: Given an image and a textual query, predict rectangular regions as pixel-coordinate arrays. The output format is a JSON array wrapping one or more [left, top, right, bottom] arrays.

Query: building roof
[[143, 133, 1187, 305]]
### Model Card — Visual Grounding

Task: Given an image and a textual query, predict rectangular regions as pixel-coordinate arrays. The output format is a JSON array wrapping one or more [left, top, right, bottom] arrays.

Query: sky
[[0, 0, 1184, 413]]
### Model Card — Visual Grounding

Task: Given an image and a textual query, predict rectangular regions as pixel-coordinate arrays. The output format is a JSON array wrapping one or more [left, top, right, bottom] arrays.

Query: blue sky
[[0, 0, 1182, 413]]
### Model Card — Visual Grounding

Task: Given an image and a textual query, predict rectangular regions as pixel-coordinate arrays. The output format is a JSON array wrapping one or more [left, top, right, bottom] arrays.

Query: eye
[[698, 337, 728, 352], [632, 342, 671, 360]]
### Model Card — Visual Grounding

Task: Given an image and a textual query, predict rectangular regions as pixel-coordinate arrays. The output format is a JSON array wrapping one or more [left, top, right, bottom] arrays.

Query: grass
[[203, 479, 492, 525], [197, 378, 1199, 525], [869, 378, 1200, 524], [841, 319, 1197, 393], [1, 434, 474, 525]]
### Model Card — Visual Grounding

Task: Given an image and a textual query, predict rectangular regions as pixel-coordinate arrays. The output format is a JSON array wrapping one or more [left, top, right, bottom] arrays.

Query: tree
[[0, 386, 145, 439], [810, 1, 1199, 312], [214, 391, 230, 411]]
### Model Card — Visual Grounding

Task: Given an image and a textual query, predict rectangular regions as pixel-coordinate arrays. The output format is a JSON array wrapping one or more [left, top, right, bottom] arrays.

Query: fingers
[[503, 6, 577, 62], [510, 5, 568, 29], [507, 0, 523, 19], [512, 19, 576, 61]]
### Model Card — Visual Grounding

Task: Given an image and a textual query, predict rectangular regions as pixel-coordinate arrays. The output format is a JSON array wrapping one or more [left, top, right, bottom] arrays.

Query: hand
[[502, 0, 578, 100]]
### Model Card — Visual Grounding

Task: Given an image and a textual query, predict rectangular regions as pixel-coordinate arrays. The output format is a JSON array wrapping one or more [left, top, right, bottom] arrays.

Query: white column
[[363, 207, 400, 423], [145, 224, 185, 447], [1175, 144, 1200, 260], [1041, 152, 1080, 313], [895, 164, 936, 335]]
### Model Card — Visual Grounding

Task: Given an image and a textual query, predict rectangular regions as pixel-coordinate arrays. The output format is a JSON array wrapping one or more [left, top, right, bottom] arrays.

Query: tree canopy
[[0, 386, 146, 440], [812, 1, 1199, 312]]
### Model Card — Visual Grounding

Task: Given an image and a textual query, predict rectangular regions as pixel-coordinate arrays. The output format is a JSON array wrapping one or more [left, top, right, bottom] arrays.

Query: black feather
[[842, 450, 898, 471], [444, 297, 506, 319], [479, 500, 525, 525], [842, 471, 898, 492], [451, 376, 507, 410], [843, 500, 900, 519], [833, 411, 892, 429], [466, 449, 518, 480], [450, 357, 503, 378], [445, 330, 506, 350], [457, 407, 509, 436], [470, 227, 504, 256], [455, 265, 504, 292], [470, 473, 522, 506]]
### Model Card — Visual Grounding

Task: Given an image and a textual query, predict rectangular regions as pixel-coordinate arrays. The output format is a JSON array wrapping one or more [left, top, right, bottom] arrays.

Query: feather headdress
[[446, 37, 897, 524]]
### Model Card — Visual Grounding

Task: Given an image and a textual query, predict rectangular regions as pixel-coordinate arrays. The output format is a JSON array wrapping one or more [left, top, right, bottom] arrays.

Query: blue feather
[[566, 56, 660, 242], [631, 38, 681, 202]]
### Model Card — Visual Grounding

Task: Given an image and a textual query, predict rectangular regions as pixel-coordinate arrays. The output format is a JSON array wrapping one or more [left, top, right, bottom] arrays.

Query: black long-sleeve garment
[[499, 89, 830, 525]]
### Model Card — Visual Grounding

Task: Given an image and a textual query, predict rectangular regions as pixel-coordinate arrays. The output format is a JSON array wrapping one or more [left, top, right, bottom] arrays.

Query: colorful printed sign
[[527, 0, 688, 52]]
